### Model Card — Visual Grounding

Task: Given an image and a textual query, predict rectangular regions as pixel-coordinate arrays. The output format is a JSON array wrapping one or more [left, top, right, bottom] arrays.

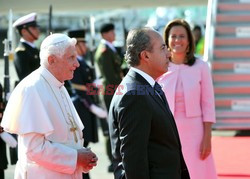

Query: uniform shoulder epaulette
[[15, 46, 26, 52]]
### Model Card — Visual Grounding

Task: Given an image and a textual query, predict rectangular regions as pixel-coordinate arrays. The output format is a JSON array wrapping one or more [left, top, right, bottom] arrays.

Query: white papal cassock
[[1, 66, 85, 179]]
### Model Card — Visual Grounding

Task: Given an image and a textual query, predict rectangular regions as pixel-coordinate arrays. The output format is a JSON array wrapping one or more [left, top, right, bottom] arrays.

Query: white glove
[[90, 104, 107, 118], [93, 78, 103, 87], [6, 92, 11, 101], [0, 132, 17, 148]]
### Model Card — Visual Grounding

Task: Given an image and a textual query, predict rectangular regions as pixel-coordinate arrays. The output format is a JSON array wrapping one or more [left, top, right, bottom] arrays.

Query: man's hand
[[0, 132, 17, 148], [77, 148, 98, 173]]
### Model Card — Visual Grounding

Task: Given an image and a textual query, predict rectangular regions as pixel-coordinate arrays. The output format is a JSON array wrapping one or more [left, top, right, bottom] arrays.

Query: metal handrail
[[204, 0, 218, 66]]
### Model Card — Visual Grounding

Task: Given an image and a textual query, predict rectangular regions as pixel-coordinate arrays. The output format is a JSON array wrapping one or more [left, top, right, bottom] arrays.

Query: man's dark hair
[[124, 27, 154, 67]]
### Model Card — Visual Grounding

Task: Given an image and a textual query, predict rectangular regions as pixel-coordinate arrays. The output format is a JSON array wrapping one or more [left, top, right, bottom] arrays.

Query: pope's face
[[55, 45, 79, 82]]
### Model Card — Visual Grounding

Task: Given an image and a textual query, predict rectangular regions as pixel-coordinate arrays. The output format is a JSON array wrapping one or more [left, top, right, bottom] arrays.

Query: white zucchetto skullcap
[[40, 33, 77, 50], [13, 12, 38, 28]]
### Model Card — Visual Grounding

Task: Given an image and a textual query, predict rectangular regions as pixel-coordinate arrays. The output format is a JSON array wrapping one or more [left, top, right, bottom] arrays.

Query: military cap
[[68, 29, 86, 42], [100, 23, 115, 33], [13, 12, 38, 30]]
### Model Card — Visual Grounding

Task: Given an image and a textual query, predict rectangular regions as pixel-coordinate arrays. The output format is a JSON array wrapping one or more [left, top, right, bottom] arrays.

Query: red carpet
[[213, 136, 250, 179]]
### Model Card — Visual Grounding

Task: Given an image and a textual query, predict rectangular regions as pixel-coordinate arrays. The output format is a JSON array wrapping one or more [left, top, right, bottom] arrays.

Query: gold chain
[[41, 74, 79, 143]]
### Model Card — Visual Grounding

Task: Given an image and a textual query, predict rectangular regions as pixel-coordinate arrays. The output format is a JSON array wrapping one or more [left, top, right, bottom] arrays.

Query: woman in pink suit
[[158, 19, 217, 179]]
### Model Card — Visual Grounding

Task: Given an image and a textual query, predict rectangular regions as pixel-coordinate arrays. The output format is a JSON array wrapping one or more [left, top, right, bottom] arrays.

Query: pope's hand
[[77, 148, 98, 173], [0, 132, 17, 148], [90, 104, 107, 118]]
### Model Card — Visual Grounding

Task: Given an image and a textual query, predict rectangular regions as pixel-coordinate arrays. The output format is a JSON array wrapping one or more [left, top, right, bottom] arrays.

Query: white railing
[[204, 0, 218, 65]]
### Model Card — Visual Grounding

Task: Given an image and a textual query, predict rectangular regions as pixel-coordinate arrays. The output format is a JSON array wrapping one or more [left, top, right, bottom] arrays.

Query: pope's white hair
[[39, 33, 76, 67]]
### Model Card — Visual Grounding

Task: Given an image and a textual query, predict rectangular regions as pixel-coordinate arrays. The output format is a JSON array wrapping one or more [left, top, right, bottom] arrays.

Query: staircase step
[[213, 118, 250, 130], [213, 73, 250, 82], [214, 37, 250, 46], [218, 3, 250, 11], [217, 14, 250, 23], [216, 26, 236, 35], [215, 98, 250, 107], [216, 110, 250, 118], [219, 0, 250, 3], [212, 61, 250, 71], [214, 86, 250, 94], [214, 111, 250, 130], [216, 25, 250, 36], [214, 49, 250, 58]]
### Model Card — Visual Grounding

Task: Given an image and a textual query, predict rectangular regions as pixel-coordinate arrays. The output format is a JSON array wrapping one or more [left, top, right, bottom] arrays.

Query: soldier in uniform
[[68, 29, 107, 179], [0, 83, 17, 179], [13, 12, 41, 81], [0, 83, 7, 179], [94, 23, 124, 172]]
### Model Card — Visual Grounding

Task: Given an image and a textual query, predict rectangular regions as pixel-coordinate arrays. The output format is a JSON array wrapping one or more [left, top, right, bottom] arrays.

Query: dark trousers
[[104, 94, 113, 163], [0, 170, 4, 179]]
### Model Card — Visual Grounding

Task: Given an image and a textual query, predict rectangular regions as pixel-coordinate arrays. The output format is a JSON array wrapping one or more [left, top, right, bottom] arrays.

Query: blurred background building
[[0, 0, 207, 59]]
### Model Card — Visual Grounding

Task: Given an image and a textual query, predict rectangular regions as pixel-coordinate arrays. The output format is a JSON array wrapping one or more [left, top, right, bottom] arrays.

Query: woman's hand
[[200, 122, 213, 160]]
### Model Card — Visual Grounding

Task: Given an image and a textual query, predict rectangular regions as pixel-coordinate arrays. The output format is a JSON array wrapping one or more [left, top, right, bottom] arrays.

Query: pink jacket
[[157, 59, 216, 123]]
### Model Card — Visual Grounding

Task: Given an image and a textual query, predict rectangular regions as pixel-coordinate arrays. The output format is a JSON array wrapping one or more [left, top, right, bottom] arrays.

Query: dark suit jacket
[[14, 42, 40, 81], [109, 69, 189, 179]]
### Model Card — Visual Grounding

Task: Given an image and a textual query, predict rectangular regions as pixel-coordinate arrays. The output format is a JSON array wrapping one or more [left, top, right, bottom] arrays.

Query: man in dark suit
[[95, 22, 124, 172], [109, 27, 190, 179], [13, 12, 40, 81]]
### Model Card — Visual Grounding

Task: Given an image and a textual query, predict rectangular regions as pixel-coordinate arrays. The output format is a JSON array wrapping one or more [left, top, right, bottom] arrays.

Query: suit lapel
[[127, 70, 181, 142], [150, 90, 170, 113], [149, 90, 180, 135], [127, 70, 169, 113]]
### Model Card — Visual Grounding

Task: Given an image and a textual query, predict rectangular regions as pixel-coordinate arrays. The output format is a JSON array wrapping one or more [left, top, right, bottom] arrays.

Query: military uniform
[[95, 39, 123, 173], [13, 12, 41, 82], [71, 56, 98, 144], [94, 23, 124, 172], [95, 41, 123, 110], [14, 41, 40, 81], [0, 83, 8, 179]]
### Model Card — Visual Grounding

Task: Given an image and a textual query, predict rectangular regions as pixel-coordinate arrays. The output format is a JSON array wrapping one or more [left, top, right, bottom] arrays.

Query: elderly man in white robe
[[1, 33, 98, 179]]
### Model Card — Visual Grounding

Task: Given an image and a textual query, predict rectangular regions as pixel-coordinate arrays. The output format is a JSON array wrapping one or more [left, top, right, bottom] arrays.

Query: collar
[[20, 38, 36, 48], [131, 67, 155, 87], [77, 55, 83, 60], [101, 39, 116, 52], [40, 66, 64, 88]]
